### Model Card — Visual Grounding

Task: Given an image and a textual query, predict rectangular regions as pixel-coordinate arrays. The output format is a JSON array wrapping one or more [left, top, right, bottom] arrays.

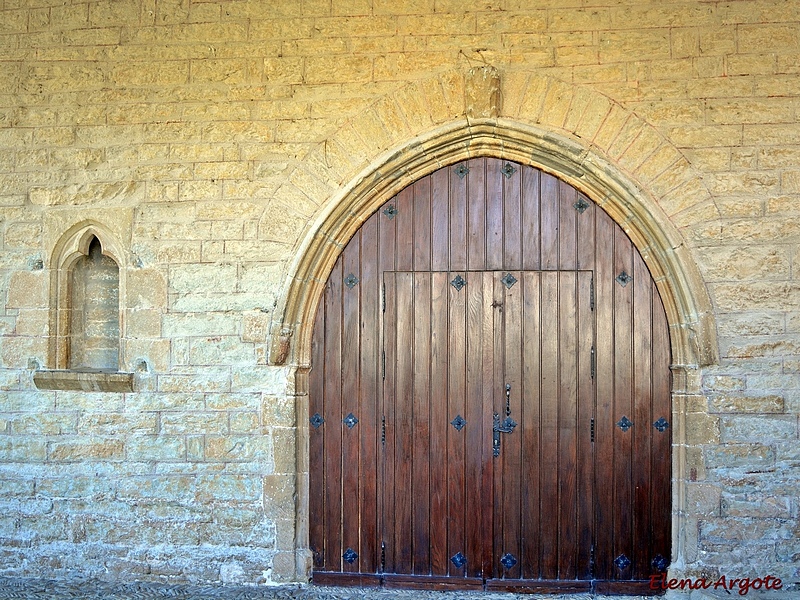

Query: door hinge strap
[[590, 346, 595, 380], [590, 278, 595, 311], [382, 284, 386, 313], [590, 417, 595, 443], [382, 350, 386, 380], [381, 416, 386, 444]]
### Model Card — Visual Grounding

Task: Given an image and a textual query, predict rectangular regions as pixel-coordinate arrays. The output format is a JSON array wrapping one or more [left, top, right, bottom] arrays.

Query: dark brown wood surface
[[308, 158, 672, 593]]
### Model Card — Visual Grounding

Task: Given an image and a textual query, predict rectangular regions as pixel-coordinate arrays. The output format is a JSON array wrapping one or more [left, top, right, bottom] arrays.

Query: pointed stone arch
[[273, 68, 719, 580]]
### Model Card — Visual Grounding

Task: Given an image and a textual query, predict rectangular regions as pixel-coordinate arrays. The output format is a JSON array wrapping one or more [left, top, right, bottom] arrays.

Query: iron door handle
[[493, 384, 517, 457]]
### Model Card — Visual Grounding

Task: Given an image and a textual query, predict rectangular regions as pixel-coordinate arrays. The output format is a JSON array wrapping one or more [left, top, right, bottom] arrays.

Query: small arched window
[[68, 236, 120, 371]]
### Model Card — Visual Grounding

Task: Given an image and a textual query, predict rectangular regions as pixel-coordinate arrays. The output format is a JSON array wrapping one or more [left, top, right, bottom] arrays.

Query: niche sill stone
[[33, 369, 134, 392]]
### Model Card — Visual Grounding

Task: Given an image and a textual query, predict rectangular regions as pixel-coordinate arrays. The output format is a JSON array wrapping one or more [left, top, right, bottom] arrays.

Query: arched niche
[[34, 221, 133, 392]]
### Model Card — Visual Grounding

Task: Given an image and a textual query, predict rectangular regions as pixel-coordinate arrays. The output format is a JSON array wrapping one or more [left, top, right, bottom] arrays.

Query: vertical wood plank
[[501, 270, 523, 580], [412, 273, 432, 574], [485, 159, 504, 271], [540, 173, 560, 270], [539, 271, 559, 579], [309, 295, 326, 569], [447, 269, 467, 577], [481, 272, 497, 579], [414, 178, 432, 272], [651, 283, 672, 576], [593, 210, 615, 581], [521, 168, 541, 271], [612, 229, 634, 581], [632, 252, 653, 581], [323, 259, 344, 572], [341, 234, 362, 573], [557, 271, 578, 579], [394, 272, 415, 573], [359, 217, 379, 574], [382, 272, 397, 574], [520, 272, 541, 580], [450, 164, 468, 272], [576, 271, 595, 579], [465, 271, 487, 578], [431, 169, 450, 271], [429, 272, 449, 575], [503, 164, 523, 271], [396, 186, 414, 271], [467, 158, 486, 271], [576, 194, 595, 270], [491, 273, 504, 579], [558, 181, 578, 270]]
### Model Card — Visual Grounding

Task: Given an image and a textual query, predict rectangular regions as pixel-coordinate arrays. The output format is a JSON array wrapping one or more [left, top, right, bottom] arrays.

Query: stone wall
[[0, 0, 798, 590]]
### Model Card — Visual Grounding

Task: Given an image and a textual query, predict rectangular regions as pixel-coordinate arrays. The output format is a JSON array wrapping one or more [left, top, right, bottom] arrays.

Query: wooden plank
[[447, 269, 467, 577], [413, 177, 432, 272], [558, 181, 578, 270], [521, 167, 541, 270], [449, 163, 468, 272], [485, 159, 505, 271], [576, 194, 595, 270], [520, 272, 541, 580], [311, 572, 381, 587], [396, 186, 414, 271], [378, 198, 397, 273], [464, 270, 488, 578], [309, 293, 326, 569], [539, 271, 559, 579], [500, 270, 523, 580], [322, 259, 344, 572], [382, 272, 398, 574], [557, 271, 578, 579], [382, 574, 484, 590], [576, 271, 595, 579], [394, 271, 415, 573], [540, 173, 560, 270], [612, 228, 635, 580], [592, 210, 615, 581], [503, 163, 523, 271], [632, 252, 653, 581], [594, 580, 665, 596], [491, 273, 504, 580], [651, 282, 672, 573], [466, 158, 486, 271], [340, 234, 362, 573], [412, 272, 432, 575], [480, 272, 497, 579], [359, 217, 379, 574], [429, 272, 449, 576], [430, 168, 450, 271], [485, 579, 592, 593]]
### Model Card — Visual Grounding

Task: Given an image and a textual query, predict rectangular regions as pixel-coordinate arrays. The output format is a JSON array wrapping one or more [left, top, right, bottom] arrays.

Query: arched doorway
[[307, 158, 671, 594]]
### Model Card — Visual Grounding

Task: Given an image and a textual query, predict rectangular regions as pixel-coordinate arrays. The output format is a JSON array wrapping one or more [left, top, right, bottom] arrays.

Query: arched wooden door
[[308, 158, 672, 595]]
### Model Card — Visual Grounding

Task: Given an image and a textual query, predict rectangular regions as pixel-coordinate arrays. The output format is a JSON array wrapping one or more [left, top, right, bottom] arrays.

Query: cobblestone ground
[[0, 578, 663, 600]]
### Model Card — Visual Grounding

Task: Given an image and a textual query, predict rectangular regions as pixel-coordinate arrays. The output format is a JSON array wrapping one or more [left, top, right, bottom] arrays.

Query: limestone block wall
[[0, 0, 797, 589]]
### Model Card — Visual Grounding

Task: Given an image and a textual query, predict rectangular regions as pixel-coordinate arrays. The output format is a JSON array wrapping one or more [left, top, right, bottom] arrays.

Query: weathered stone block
[[720, 415, 797, 442], [205, 435, 272, 463], [708, 394, 784, 413], [125, 435, 186, 461], [0, 438, 47, 462], [47, 438, 124, 462], [705, 443, 775, 470]]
